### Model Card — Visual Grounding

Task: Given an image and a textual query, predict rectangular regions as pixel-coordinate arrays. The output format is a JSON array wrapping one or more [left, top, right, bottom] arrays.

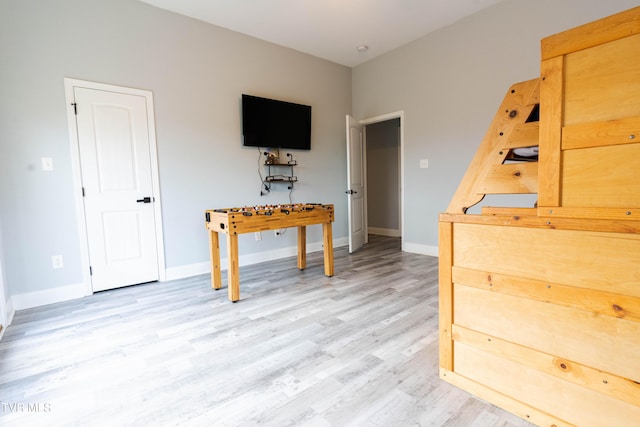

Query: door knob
[[345, 190, 357, 194], [136, 196, 153, 203]]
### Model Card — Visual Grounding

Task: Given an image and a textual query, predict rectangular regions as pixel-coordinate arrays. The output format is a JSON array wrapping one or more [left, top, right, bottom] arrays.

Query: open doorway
[[360, 111, 404, 249], [364, 118, 401, 238], [346, 111, 404, 253]]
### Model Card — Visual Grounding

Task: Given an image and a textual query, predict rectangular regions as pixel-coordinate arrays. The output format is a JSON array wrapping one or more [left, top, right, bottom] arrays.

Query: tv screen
[[242, 94, 311, 150]]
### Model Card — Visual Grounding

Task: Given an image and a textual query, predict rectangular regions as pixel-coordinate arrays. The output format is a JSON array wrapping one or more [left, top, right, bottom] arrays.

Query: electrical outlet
[[254, 232, 262, 241], [420, 158, 429, 169], [52, 255, 64, 269]]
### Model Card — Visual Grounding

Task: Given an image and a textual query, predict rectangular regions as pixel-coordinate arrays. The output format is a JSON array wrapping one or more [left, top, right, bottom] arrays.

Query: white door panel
[[94, 105, 139, 192], [102, 210, 143, 261], [346, 115, 365, 253], [75, 87, 159, 292]]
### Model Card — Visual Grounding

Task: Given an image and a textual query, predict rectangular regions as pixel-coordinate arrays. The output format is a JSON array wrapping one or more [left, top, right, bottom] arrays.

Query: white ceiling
[[139, 0, 506, 67]]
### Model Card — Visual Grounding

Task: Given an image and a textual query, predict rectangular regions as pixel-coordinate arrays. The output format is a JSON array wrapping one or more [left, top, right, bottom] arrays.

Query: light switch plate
[[41, 157, 54, 171]]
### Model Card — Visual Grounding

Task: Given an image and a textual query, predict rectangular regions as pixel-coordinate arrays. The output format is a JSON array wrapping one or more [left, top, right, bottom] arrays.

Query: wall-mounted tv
[[242, 94, 311, 150]]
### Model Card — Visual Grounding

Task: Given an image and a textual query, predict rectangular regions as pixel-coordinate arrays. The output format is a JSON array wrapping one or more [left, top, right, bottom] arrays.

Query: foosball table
[[204, 203, 335, 302]]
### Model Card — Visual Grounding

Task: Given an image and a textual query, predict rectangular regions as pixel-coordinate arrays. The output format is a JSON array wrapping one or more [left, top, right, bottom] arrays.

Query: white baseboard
[[6, 237, 351, 311], [165, 237, 349, 281], [368, 227, 401, 237], [10, 282, 88, 311], [402, 241, 439, 257], [164, 261, 211, 281], [330, 237, 349, 249], [5, 297, 14, 326], [0, 298, 13, 340]]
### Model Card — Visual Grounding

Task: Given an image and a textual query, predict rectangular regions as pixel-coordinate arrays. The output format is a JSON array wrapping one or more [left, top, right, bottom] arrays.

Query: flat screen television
[[242, 94, 311, 150]]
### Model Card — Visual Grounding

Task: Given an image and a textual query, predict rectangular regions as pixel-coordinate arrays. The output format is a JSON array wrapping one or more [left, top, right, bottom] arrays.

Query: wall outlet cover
[[51, 255, 64, 269]]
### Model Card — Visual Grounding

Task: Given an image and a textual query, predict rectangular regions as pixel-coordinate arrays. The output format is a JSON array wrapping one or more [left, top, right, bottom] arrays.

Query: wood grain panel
[[564, 33, 640, 126], [538, 56, 563, 207], [439, 368, 571, 427], [504, 122, 539, 149], [452, 266, 640, 322], [454, 342, 640, 427], [480, 162, 538, 194], [206, 205, 334, 235], [539, 206, 640, 222], [562, 117, 640, 150], [453, 223, 640, 297], [454, 284, 640, 382], [561, 144, 640, 208], [480, 207, 537, 217], [446, 79, 539, 213], [443, 211, 640, 233], [441, 8, 640, 427], [438, 221, 454, 371], [453, 325, 640, 407], [541, 6, 640, 60]]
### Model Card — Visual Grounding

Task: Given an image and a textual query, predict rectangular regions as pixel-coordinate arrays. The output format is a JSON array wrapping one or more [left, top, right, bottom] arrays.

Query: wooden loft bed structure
[[438, 7, 640, 427]]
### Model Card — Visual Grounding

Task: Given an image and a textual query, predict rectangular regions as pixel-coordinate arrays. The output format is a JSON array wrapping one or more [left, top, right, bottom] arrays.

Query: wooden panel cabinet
[[439, 7, 640, 426]]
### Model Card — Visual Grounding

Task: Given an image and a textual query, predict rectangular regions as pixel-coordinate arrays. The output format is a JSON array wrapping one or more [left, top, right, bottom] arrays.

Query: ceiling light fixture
[[356, 44, 369, 52]]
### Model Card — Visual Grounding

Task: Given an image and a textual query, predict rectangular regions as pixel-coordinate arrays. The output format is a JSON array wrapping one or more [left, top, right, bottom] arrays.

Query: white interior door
[[346, 115, 366, 253], [74, 87, 159, 292]]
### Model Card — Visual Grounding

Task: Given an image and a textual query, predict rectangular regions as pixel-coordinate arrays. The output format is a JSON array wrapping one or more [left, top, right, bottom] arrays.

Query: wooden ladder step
[[446, 78, 541, 213]]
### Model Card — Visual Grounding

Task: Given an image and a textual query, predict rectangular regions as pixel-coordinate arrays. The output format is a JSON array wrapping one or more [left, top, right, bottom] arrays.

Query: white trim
[[1, 297, 15, 341], [5, 298, 15, 326], [368, 227, 401, 237], [10, 282, 87, 311], [402, 242, 438, 257], [5, 237, 350, 310], [363, 128, 369, 245], [359, 111, 403, 125], [165, 237, 349, 281], [0, 295, 15, 341], [164, 262, 211, 282], [63, 78, 166, 296]]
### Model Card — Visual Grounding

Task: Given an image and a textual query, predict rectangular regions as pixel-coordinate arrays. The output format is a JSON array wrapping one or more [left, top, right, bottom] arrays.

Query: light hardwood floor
[[0, 235, 533, 427]]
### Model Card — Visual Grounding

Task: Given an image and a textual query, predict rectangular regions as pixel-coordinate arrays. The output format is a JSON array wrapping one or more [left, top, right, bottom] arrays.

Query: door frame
[[359, 110, 404, 249], [64, 78, 166, 295]]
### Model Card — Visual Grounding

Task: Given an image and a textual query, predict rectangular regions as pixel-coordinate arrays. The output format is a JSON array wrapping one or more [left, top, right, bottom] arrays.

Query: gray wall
[[0, 0, 351, 299], [366, 119, 400, 232], [1, 0, 638, 306], [352, 0, 639, 251]]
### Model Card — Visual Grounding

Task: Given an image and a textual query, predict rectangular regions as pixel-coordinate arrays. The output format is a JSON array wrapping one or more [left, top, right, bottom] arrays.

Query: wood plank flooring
[[0, 235, 534, 427]]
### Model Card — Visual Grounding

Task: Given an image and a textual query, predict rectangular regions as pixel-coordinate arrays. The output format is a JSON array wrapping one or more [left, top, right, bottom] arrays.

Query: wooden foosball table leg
[[227, 233, 240, 302], [297, 226, 306, 270], [323, 222, 334, 277], [209, 230, 222, 290]]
